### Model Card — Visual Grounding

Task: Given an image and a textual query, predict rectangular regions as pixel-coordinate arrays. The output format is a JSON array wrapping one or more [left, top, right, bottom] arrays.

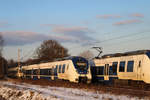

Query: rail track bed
[[5, 78, 150, 98]]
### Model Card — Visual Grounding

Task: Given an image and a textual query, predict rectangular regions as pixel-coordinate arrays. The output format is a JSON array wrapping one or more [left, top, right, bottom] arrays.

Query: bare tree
[[7, 59, 18, 68], [0, 34, 5, 78], [79, 50, 94, 60], [24, 58, 41, 65], [0, 34, 4, 57], [35, 40, 69, 62]]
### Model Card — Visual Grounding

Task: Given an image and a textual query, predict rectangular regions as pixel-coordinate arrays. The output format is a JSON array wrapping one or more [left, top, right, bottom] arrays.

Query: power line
[[69, 30, 150, 49], [19, 30, 150, 59], [92, 30, 150, 44], [67, 30, 150, 55], [102, 34, 150, 48], [20, 48, 35, 61]]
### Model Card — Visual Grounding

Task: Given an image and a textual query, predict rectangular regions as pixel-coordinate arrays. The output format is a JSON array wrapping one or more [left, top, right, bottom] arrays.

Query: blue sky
[[0, 0, 150, 61]]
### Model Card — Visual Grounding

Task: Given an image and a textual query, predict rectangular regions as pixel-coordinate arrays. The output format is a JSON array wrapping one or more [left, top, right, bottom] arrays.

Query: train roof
[[55, 56, 86, 61], [98, 50, 150, 59]]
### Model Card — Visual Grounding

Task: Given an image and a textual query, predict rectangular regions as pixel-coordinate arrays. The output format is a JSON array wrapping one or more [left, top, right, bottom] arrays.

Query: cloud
[[0, 28, 97, 46], [0, 31, 71, 46], [40, 24, 64, 27], [0, 22, 9, 27], [1, 31, 48, 46], [50, 25, 98, 45], [52, 26, 88, 33], [82, 21, 91, 25], [130, 13, 144, 18], [113, 19, 142, 26], [5, 24, 99, 46], [96, 14, 121, 19]]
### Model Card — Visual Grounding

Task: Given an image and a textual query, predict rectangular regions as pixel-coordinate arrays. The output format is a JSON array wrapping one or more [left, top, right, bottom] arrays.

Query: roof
[[54, 56, 86, 61], [98, 50, 150, 59]]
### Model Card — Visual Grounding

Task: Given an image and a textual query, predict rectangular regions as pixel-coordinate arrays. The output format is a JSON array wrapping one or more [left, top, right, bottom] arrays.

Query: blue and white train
[[8, 56, 91, 83], [8, 50, 150, 85], [91, 50, 150, 84]]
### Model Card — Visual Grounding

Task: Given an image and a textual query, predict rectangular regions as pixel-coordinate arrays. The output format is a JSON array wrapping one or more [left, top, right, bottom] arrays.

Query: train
[[91, 50, 150, 85], [7, 50, 150, 85], [8, 56, 92, 83]]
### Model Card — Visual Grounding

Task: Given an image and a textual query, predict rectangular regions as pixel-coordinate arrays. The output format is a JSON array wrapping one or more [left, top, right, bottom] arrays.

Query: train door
[[137, 60, 142, 80], [51, 67, 55, 80], [110, 62, 118, 75], [104, 64, 109, 80]]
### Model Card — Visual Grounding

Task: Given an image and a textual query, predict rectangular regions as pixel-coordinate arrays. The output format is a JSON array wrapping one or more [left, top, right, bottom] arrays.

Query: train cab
[[70, 56, 91, 83], [15, 56, 91, 83]]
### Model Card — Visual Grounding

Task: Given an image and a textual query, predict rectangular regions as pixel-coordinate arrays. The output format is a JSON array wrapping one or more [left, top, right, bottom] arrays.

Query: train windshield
[[76, 62, 87, 70], [146, 51, 150, 59], [72, 57, 88, 73]]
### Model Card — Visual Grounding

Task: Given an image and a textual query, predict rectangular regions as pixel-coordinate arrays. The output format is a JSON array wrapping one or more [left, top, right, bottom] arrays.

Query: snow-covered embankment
[[0, 81, 145, 100]]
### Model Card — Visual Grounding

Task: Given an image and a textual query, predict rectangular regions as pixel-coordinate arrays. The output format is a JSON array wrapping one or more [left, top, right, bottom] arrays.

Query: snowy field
[[0, 81, 148, 100]]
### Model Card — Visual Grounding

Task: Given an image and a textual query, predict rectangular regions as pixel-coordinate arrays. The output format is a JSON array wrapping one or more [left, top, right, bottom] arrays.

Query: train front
[[72, 56, 91, 83]]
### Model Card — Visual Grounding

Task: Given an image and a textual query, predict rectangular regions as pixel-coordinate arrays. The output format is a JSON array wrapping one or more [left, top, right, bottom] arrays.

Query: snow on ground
[[0, 81, 147, 100]]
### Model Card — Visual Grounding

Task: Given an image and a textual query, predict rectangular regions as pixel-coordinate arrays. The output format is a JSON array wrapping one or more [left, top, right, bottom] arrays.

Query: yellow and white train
[[91, 50, 150, 84], [8, 56, 91, 83], [8, 50, 150, 85]]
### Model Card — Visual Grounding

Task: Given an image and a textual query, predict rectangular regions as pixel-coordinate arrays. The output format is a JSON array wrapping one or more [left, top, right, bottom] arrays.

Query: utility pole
[[18, 49, 21, 68]]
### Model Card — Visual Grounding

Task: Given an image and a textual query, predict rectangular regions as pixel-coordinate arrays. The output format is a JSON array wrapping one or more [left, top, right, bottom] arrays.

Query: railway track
[[102, 85, 150, 97], [5, 78, 150, 98]]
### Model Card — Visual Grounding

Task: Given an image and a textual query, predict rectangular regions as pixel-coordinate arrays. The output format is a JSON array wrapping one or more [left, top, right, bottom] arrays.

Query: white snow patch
[[0, 81, 148, 100]]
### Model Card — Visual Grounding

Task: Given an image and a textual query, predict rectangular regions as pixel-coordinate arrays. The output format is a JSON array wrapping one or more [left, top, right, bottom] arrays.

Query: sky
[[0, 0, 150, 61]]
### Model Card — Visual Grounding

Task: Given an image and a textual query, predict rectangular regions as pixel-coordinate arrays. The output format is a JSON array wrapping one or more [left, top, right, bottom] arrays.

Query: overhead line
[[99, 34, 150, 48], [93, 30, 150, 44], [68, 30, 150, 54], [20, 49, 34, 61]]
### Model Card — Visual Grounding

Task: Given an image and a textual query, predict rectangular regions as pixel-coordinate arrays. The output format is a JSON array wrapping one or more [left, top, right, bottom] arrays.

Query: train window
[[119, 61, 125, 72], [33, 69, 40, 75], [40, 69, 49, 75], [139, 61, 141, 67], [22, 70, 26, 74], [49, 69, 53, 75], [112, 62, 118, 75], [98, 67, 104, 75], [96, 67, 99, 75], [59, 65, 61, 73], [33, 69, 38, 75], [54, 65, 58, 75], [109, 66, 113, 75], [62, 64, 66, 73], [26, 70, 32, 74], [40, 69, 44, 75], [56, 65, 58, 69], [92, 67, 104, 75], [127, 61, 134, 72]]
